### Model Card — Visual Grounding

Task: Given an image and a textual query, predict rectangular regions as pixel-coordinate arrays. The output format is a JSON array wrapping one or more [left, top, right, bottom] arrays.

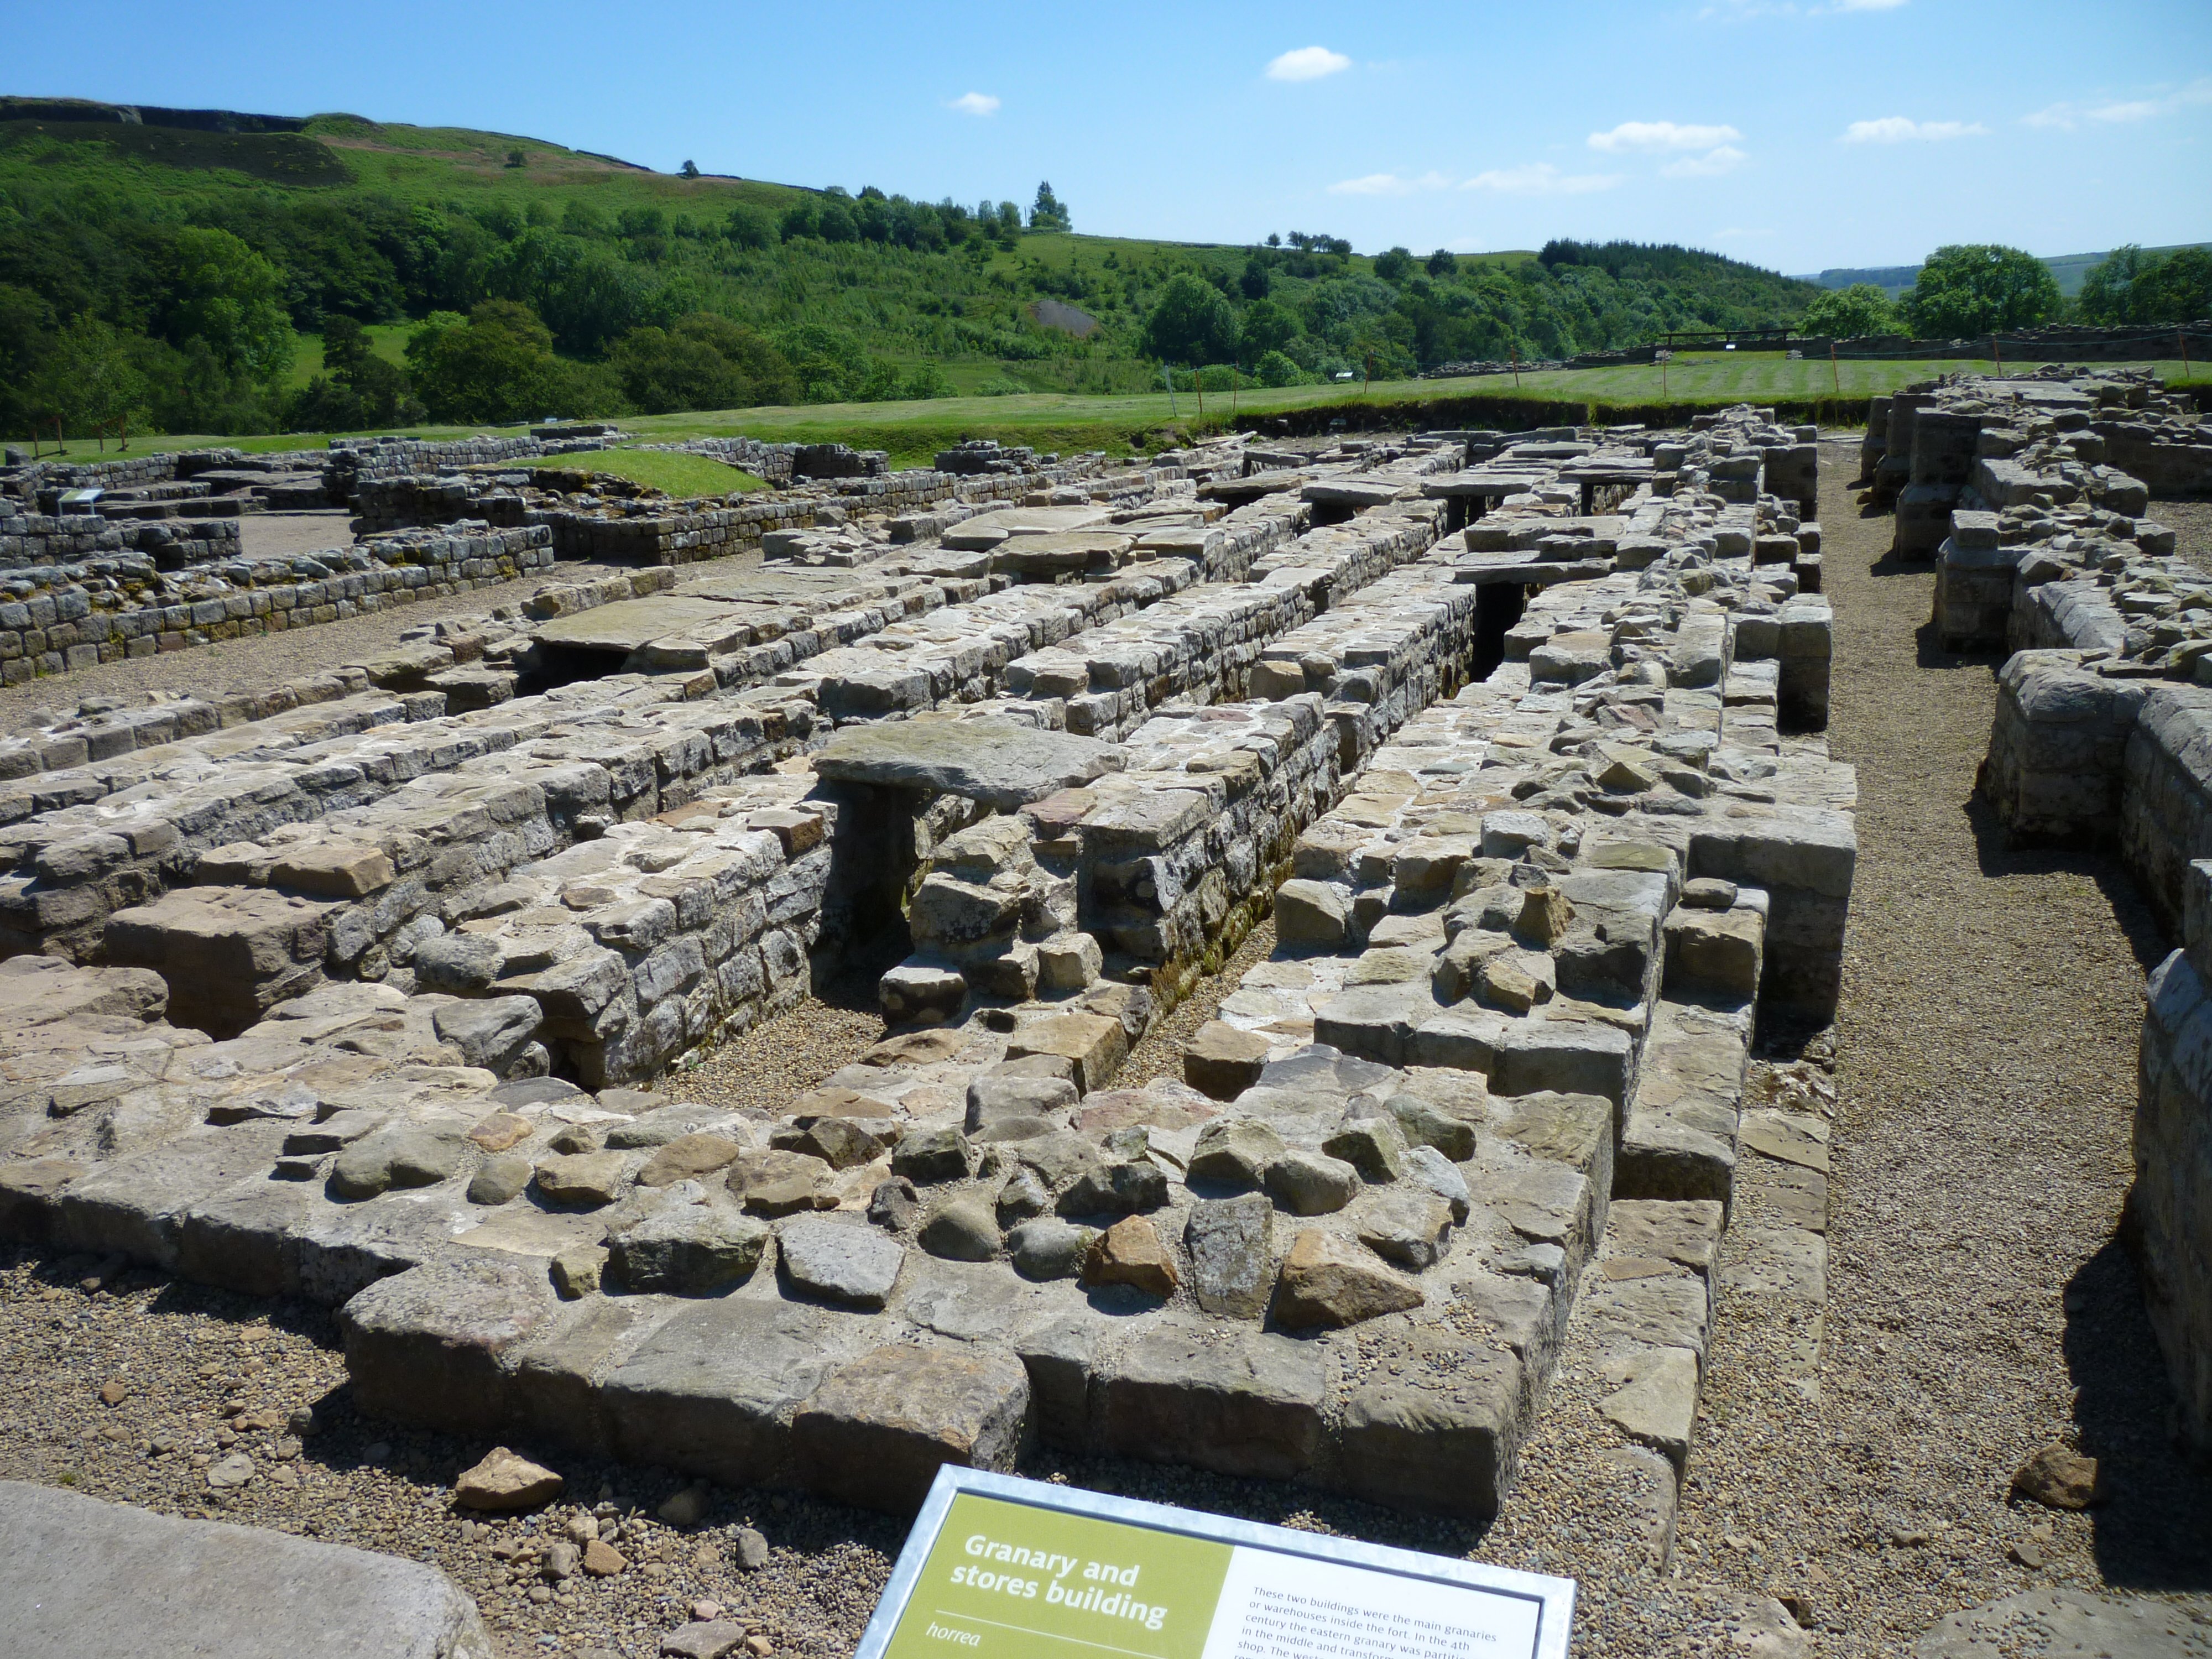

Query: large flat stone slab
[[531, 594, 740, 653], [0, 1480, 492, 1659], [812, 714, 1123, 809]]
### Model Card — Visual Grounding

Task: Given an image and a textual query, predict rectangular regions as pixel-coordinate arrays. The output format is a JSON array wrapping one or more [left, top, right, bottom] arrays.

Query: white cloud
[[1266, 46, 1352, 82], [947, 92, 999, 117], [2025, 77, 2212, 131], [1588, 120, 1743, 153], [1462, 163, 1621, 195], [1662, 144, 1749, 177], [1327, 171, 1452, 196], [1841, 116, 1987, 142]]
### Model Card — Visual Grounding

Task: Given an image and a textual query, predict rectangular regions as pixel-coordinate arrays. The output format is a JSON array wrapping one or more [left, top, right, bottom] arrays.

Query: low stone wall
[[2138, 866, 2212, 1454], [0, 525, 553, 685], [0, 507, 242, 571]]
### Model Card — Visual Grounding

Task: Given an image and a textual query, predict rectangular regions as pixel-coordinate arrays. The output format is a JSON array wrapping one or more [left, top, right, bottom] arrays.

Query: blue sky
[[12, 0, 2210, 273]]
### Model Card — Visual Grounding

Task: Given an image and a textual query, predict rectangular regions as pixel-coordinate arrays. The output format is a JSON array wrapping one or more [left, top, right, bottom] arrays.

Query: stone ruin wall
[[0, 433, 1136, 686], [0, 413, 1848, 1556], [1865, 365, 2212, 1453]]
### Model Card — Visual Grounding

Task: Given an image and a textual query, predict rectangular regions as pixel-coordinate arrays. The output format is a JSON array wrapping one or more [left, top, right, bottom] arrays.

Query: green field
[[25, 352, 2201, 472], [517, 447, 769, 495], [282, 322, 420, 391]]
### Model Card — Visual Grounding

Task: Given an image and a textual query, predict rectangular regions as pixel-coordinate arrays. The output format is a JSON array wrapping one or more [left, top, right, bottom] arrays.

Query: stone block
[[791, 1343, 1030, 1512]]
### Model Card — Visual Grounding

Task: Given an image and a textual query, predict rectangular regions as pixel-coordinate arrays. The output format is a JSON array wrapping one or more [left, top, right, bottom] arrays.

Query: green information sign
[[857, 1470, 1574, 1659], [884, 1492, 1233, 1659]]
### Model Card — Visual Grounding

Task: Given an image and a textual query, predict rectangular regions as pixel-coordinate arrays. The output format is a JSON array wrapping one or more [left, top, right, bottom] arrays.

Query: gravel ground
[[2162, 497, 2212, 575], [1117, 917, 1279, 1087], [677, 962, 891, 1116], [238, 509, 359, 560]]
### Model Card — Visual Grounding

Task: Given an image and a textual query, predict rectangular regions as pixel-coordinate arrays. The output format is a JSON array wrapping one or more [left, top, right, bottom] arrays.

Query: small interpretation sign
[[855, 1469, 1575, 1659]]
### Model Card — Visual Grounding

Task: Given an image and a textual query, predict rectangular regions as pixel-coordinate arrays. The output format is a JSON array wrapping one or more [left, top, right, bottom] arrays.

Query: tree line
[[1797, 243, 2212, 342]]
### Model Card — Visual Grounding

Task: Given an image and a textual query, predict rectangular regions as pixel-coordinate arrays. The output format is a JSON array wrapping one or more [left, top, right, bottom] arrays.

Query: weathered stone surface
[[1187, 1117, 1285, 1189], [1353, 1187, 1454, 1270], [1598, 1347, 1701, 1466], [812, 715, 1120, 810], [534, 1151, 629, 1207], [919, 1196, 1001, 1261], [330, 1128, 466, 1202], [2010, 1444, 2106, 1510], [1323, 1114, 1408, 1183], [609, 1203, 769, 1295], [637, 1134, 745, 1189], [1915, 1589, 2212, 1659], [104, 887, 338, 1037], [1005, 1011, 1128, 1093], [1082, 1214, 1178, 1296], [1006, 1217, 1095, 1280], [1186, 1194, 1272, 1317], [890, 1125, 973, 1185], [1271, 1229, 1423, 1329], [1184, 1020, 1273, 1100], [454, 1446, 564, 1511], [467, 1155, 533, 1207], [791, 1343, 1030, 1511], [1274, 879, 1350, 949], [728, 1150, 836, 1217], [1094, 1325, 1324, 1480], [777, 1215, 904, 1310], [1264, 1149, 1360, 1215], [0, 1480, 493, 1658]]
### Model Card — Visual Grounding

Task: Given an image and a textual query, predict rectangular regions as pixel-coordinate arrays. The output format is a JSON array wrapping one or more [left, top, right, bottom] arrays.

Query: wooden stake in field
[[2183, 328, 2193, 379], [1511, 348, 1521, 390], [1829, 339, 1840, 398], [1992, 333, 2004, 379]]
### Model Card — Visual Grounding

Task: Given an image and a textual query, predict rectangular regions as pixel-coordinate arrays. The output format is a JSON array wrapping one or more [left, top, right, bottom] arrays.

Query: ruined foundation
[[0, 414, 1851, 1541]]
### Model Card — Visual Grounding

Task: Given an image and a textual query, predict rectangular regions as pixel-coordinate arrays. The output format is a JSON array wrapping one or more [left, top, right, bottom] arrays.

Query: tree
[[1800, 283, 1902, 338], [1426, 248, 1459, 278], [1254, 349, 1302, 388], [724, 205, 775, 251], [27, 314, 150, 440], [406, 300, 608, 424], [680, 160, 700, 179], [164, 227, 294, 389], [2080, 245, 2212, 326], [1266, 233, 1282, 248], [1144, 273, 1237, 366], [1373, 246, 1415, 283], [611, 311, 794, 413], [1236, 297, 1301, 367], [1029, 181, 1071, 233], [1240, 256, 1272, 301], [1900, 244, 2060, 338], [504, 148, 526, 169]]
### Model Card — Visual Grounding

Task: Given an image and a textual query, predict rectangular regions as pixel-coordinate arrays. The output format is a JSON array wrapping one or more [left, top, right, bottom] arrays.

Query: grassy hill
[[1, 96, 1822, 440]]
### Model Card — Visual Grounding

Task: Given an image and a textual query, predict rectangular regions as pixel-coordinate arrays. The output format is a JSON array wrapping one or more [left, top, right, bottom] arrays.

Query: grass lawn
[[510, 448, 770, 496], [281, 322, 423, 391], [24, 356, 2205, 467]]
